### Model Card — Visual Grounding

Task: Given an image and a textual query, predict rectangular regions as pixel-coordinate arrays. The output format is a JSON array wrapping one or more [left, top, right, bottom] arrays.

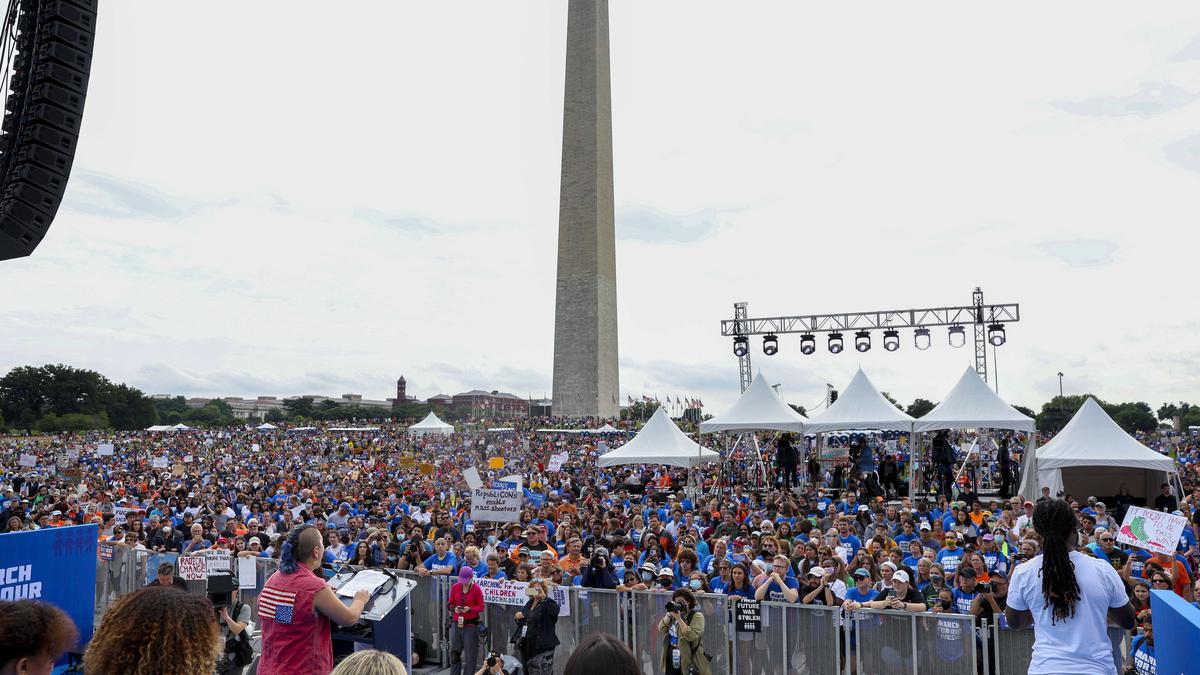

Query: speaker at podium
[[328, 567, 419, 667]]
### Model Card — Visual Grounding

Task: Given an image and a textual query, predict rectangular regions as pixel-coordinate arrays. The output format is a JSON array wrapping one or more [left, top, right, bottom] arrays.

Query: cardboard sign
[[463, 467, 483, 490], [178, 556, 207, 581], [735, 599, 762, 632], [399, 456, 416, 467], [1116, 506, 1189, 556], [172, 464, 186, 477], [113, 507, 140, 525], [418, 463, 435, 475], [18, 453, 37, 467], [470, 488, 522, 523], [472, 577, 571, 616], [96, 443, 114, 456], [488, 457, 505, 469]]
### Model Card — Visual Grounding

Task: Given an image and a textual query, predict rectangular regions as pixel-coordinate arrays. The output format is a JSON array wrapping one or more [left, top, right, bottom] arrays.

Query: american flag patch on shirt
[[259, 587, 297, 625]]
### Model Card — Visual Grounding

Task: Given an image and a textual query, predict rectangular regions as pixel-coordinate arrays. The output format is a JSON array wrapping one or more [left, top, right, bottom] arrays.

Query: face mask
[[689, 579, 702, 590], [162, 527, 172, 535], [487, 535, 497, 545], [659, 578, 673, 588], [525, 586, 541, 598], [944, 540, 955, 547], [624, 559, 634, 569]]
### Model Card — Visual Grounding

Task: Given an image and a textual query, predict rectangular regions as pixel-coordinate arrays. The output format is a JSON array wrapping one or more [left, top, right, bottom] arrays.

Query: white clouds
[[2, 1, 1199, 414]]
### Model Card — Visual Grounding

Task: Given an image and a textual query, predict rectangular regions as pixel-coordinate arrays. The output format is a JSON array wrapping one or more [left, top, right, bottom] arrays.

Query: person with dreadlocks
[[259, 524, 372, 675], [1005, 500, 1135, 674]]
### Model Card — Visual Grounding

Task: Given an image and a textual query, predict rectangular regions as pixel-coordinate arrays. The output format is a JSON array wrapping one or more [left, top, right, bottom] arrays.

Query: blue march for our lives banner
[[0, 523, 98, 648]]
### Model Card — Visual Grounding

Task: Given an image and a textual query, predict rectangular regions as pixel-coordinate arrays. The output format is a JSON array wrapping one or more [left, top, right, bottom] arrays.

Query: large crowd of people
[[2, 417, 1199, 674]]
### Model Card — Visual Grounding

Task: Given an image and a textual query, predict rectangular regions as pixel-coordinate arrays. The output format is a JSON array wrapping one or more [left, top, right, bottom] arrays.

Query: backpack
[[226, 600, 253, 667]]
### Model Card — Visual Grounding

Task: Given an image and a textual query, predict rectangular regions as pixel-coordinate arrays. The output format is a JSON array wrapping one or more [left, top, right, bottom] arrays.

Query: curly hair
[[84, 587, 220, 675], [0, 599, 79, 669]]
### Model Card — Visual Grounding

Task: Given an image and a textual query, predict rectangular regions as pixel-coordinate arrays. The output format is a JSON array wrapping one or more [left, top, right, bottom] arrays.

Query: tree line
[[0, 363, 1186, 435]]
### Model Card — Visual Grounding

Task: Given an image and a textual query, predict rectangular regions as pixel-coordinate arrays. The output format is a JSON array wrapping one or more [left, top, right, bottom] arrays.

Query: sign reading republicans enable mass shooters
[[1116, 506, 1189, 556], [470, 488, 522, 523]]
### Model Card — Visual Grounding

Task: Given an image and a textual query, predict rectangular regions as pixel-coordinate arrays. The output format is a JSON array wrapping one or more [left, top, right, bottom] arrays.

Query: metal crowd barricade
[[990, 625, 1033, 675], [849, 608, 980, 675], [94, 545, 146, 617]]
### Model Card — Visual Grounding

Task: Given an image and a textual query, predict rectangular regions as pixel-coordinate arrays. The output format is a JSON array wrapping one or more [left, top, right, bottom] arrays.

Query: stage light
[[854, 331, 871, 352], [799, 333, 816, 355], [914, 328, 931, 350], [733, 336, 749, 357], [828, 332, 844, 354], [948, 325, 966, 348], [988, 323, 1006, 347], [763, 334, 779, 356], [883, 329, 900, 351]]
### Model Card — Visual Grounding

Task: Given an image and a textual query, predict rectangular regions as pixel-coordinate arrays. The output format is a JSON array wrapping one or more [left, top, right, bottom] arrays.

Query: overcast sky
[[2, 2, 1199, 414]]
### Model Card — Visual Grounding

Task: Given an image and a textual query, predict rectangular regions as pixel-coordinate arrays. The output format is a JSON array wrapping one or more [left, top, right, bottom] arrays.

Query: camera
[[486, 652, 501, 668], [664, 600, 681, 613], [978, 582, 991, 594], [591, 555, 607, 568]]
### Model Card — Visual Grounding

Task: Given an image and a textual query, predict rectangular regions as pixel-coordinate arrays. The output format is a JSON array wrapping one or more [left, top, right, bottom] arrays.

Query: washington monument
[[552, 0, 619, 419]]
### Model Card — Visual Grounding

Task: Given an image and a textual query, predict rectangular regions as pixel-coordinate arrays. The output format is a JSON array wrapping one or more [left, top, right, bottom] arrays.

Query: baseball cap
[[857, 505, 869, 512], [808, 566, 826, 577], [217, 537, 228, 544], [458, 567, 475, 582], [594, 546, 609, 558], [852, 568, 870, 579], [892, 570, 910, 584], [981, 534, 994, 541], [880, 561, 897, 571], [919, 522, 931, 530], [339, 502, 351, 509], [658, 567, 674, 578]]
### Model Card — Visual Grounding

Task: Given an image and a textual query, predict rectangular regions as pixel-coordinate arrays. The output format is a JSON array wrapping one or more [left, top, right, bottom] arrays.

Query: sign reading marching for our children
[[473, 577, 571, 616], [1116, 506, 1189, 556], [470, 488, 522, 523], [0, 524, 98, 648]]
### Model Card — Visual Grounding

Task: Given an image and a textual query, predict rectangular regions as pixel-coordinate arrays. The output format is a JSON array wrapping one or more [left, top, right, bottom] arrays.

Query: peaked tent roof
[[408, 411, 453, 435], [256, 422, 279, 430], [172, 423, 191, 430], [802, 368, 915, 434], [590, 423, 623, 433], [914, 366, 1035, 433], [1033, 398, 1173, 471], [700, 372, 806, 434], [597, 408, 719, 468]]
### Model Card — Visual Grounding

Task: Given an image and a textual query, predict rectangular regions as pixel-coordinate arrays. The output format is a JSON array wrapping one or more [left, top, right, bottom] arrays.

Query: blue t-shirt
[[845, 586, 877, 604], [423, 552, 457, 572], [981, 550, 1009, 575], [937, 547, 964, 575], [950, 588, 977, 615], [709, 577, 729, 594], [761, 577, 800, 603], [839, 534, 863, 558], [723, 584, 754, 599]]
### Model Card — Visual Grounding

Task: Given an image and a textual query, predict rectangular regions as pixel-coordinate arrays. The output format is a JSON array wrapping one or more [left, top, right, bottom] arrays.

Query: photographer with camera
[[214, 579, 253, 675], [579, 546, 620, 589], [513, 579, 559, 675], [656, 588, 711, 675], [473, 651, 508, 675]]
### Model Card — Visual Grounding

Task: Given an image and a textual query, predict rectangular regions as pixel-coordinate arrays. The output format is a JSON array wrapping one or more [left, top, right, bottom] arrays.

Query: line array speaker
[[0, 0, 97, 261]]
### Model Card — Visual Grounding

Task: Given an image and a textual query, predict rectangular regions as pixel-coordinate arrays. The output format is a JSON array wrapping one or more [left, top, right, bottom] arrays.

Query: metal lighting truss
[[723, 288, 1019, 392]]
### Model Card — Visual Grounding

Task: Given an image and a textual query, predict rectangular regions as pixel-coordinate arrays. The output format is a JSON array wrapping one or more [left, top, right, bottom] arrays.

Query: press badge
[[671, 648, 681, 669]]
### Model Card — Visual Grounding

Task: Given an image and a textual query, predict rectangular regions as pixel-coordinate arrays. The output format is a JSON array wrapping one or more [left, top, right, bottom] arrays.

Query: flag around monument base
[[1116, 506, 1188, 556]]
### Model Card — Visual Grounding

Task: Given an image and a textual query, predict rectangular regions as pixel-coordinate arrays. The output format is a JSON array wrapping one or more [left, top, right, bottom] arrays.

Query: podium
[[328, 568, 418, 666]]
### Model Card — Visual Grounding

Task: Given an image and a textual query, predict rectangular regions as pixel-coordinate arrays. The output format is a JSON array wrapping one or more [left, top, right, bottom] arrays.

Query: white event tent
[[407, 412, 453, 437], [597, 407, 718, 468], [1018, 397, 1176, 501], [256, 422, 278, 431], [803, 368, 915, 434], [700, 372, 805, 434], [914, 366, 1035, 433], [587, 423, 624, 434]]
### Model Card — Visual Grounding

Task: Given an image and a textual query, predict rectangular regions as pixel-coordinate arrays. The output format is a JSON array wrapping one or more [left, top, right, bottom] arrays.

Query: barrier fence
[[92, 557, 1129, 675]]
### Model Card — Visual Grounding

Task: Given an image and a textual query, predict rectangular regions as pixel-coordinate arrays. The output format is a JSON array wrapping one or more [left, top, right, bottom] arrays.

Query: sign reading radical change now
[[470, 488, 522, 523]]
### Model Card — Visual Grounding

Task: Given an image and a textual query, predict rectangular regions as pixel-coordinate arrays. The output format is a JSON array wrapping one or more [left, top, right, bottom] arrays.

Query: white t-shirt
[[1007, 550, 1127, 675]]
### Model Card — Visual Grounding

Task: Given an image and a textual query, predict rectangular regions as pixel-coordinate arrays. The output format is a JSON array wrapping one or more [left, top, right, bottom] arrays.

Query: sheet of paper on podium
[[336, 569, 390, 598]]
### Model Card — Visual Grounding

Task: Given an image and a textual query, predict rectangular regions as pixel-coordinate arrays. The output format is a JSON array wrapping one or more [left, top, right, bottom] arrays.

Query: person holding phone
[[862, 570, 924, 612]]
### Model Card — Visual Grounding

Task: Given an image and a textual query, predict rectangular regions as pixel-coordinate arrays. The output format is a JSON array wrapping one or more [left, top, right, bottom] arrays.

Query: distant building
[[223, 396, 285, 420], [426, 394, 454, 408], [452, 390, 529, 418], [392, 376, 420, 407], [529, 398, 553, 417]]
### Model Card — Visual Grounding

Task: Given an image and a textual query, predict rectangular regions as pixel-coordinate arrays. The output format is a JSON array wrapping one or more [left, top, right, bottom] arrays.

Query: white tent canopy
[[408, 412, 453, 436], [172, 423, 191, 431], [146, 425, 173, 432], [1018, 398, 1175, 501], [597, 408, 719, 468], [699, 372, 806, 434], [802, 368, 915, 434], [256, 422, 278, 430], [587, 423, 623, 434], [915, 366, 1035, 433]]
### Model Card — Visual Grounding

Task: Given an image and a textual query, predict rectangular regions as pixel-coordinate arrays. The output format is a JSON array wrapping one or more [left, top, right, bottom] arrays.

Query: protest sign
[[735, 599, 762, 632], [178, 556, 206, 581], [418, 463, 435, 475], [113, 507, 140, 525], [238, 556, 257, 589], [488, 457, 505, 469], [18, 453, 36, 467], [251, 443, 260, 452], [184, 454, 193, 463], [547, 452, 568, 472], [471, 488, 522, 523], [463, 467, 483, 490], [201, 549, 232, 575], [66, 447, 80, 459], [473, 577, 570, 616], [1116, 506, 1188, 556], [172, 464, 185, 477], [98, 543, 114, 561], [398, 456, 416, 467], [492, 480, 517, 489], [96, 443, 114, 456], [151, 457, 168, 469]]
